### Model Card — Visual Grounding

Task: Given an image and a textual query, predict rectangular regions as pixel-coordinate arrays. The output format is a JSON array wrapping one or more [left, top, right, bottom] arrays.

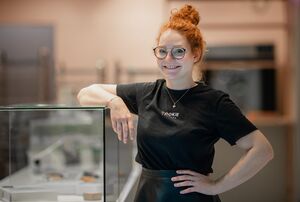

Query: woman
[[77, 4, 274, 202]]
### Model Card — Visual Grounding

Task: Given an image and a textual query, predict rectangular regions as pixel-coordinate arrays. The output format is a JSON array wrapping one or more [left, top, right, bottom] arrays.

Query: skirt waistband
[[141, 167, 177, 178], [141, 167, 210, 178]]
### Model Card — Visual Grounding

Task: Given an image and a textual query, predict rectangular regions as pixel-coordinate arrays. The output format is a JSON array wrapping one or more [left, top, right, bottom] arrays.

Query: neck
[[165, 79, 196, 90]]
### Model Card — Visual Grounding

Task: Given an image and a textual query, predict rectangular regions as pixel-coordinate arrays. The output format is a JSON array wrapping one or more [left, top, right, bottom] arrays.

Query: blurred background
[[0, 0, 299, 201]]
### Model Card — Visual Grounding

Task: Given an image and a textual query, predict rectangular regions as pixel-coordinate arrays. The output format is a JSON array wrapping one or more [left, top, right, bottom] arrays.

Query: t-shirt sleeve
[[214, 92, 257, 145], [116, 82, 153, 115]]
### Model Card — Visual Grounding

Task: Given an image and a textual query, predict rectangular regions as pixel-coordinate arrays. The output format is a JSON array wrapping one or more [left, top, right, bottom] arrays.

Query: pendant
[[172, 104, 176, 108]]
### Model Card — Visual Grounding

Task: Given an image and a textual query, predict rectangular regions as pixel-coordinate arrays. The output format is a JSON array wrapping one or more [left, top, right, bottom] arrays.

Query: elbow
[[257, 132, 274, 163], [266, 143, 274, 162], [77, 88, 85, 105], [261, 140, 274, 163], [77, 85, 93, 105]]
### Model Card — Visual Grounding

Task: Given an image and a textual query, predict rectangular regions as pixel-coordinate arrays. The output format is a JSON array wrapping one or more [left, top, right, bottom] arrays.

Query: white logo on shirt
[[161, 111, 179, 119]]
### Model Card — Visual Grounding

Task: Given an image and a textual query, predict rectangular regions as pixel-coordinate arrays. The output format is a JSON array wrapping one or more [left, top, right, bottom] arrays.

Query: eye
[[173, 48, 185, 54], [153, 47, 168, 59], [172, 48, 185, 57], [158, 48, 167, 55]]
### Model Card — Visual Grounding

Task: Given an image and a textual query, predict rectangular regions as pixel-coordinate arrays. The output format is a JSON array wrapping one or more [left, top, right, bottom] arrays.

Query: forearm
[[214, 138, 273, 194], [77, 84, 117, 106]]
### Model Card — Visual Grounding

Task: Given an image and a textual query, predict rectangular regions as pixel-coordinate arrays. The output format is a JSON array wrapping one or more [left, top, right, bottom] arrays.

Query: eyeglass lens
[[154, 47, 186, 59]]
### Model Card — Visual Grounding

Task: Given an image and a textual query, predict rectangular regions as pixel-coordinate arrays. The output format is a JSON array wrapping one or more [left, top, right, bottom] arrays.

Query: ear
[[193, 49, 201, 63]]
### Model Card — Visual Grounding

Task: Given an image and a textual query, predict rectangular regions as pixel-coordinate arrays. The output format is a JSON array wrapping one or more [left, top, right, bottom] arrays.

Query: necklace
[[165, 86, 192, 108]]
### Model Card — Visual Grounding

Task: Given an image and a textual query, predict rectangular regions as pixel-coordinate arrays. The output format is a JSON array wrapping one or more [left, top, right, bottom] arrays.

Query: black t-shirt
[[117, 79, 257, 174]]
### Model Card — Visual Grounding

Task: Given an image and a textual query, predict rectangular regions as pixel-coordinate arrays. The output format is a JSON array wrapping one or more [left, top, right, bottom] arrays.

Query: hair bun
[[170, 5, 200, 26]]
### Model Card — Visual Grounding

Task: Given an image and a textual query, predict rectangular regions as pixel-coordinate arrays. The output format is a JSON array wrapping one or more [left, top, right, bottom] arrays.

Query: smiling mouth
[[163, 65, 181, 70]]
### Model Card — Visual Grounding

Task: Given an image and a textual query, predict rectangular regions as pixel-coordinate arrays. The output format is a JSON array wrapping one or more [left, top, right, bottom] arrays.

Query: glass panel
[[0, 106, 120, 202], [104, 113, 135, 202], [0, 111, 9, 184]]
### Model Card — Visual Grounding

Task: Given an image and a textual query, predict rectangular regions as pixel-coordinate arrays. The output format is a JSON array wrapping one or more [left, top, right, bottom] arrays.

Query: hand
[[171, 170, 217, 195], [108, 97, 135, 144]]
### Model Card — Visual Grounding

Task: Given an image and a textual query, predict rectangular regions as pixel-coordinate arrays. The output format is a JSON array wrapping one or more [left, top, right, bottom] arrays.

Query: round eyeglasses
[[153, 46, 186, 60]]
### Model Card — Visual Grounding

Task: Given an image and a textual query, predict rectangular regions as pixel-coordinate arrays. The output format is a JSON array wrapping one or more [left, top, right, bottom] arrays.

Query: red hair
[[157, 4, 206, 63]]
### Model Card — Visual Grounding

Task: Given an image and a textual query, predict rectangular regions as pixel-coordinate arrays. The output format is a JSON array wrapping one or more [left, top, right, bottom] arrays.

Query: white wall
[[0, 0, 288, 80], [0, 0, 165, 79]]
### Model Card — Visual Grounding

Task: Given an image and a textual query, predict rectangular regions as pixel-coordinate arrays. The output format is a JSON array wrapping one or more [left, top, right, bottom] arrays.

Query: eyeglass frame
[[153, 46, 187, 60]]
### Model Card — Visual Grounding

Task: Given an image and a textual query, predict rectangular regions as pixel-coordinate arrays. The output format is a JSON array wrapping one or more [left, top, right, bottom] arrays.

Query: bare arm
[[77, 84, 117, 107], [213, 129, 274, 194], [172, 130, 274, 195], [77, 84, 135, 144]]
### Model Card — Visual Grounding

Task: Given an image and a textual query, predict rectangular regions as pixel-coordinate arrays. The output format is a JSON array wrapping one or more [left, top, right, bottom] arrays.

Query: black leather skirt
[[134, 168, 221, 202]]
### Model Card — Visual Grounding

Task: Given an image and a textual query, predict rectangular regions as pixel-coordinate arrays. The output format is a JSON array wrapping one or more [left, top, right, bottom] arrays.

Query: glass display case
[[0, 106, 121, 202]]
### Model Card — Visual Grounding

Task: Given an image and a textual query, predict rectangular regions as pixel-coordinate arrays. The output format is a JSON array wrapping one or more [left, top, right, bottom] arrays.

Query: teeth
[[164, 66, 180, 69]]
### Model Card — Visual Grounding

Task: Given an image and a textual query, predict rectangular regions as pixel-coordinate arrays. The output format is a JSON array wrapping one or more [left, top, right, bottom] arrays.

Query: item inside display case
[[0, 106, 120, 202]]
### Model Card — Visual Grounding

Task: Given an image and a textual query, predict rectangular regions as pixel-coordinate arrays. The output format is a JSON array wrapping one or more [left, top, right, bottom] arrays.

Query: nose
[[164, 51, 174, 61]]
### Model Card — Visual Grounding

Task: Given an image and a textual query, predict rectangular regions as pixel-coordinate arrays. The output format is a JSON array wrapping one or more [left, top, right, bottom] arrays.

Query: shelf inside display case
[[0, 106, 120, 202]]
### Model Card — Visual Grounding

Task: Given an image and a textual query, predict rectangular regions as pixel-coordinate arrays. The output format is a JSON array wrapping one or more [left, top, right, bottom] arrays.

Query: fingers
[[109, 98, 135, 143], [172, 169, 204, 182], [111, 112, 135, 144], [174, 180, 194, 187], [111, 117, 118, 135], [127, 116, 135, 141], [171, 174, 197, 195], [171, 170, 215, 195], [111, 116, 125, 142], [180, 187, 196, 194], [176, 170, 201, 176], [171, 174, 197, 182], [121, 118, 129, 144], [116, 121, 123, 141]]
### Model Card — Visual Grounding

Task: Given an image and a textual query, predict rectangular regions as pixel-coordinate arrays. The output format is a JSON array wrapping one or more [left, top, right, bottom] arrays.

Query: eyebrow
[[158, 45, 185, 48]]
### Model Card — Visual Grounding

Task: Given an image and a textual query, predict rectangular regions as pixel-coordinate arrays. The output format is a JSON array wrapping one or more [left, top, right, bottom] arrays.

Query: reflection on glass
[[0, 106, 119, 202]]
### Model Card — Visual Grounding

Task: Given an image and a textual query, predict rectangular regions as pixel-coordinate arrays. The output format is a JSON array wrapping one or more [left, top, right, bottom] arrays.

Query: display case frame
[[0, 105, 120, 202]]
